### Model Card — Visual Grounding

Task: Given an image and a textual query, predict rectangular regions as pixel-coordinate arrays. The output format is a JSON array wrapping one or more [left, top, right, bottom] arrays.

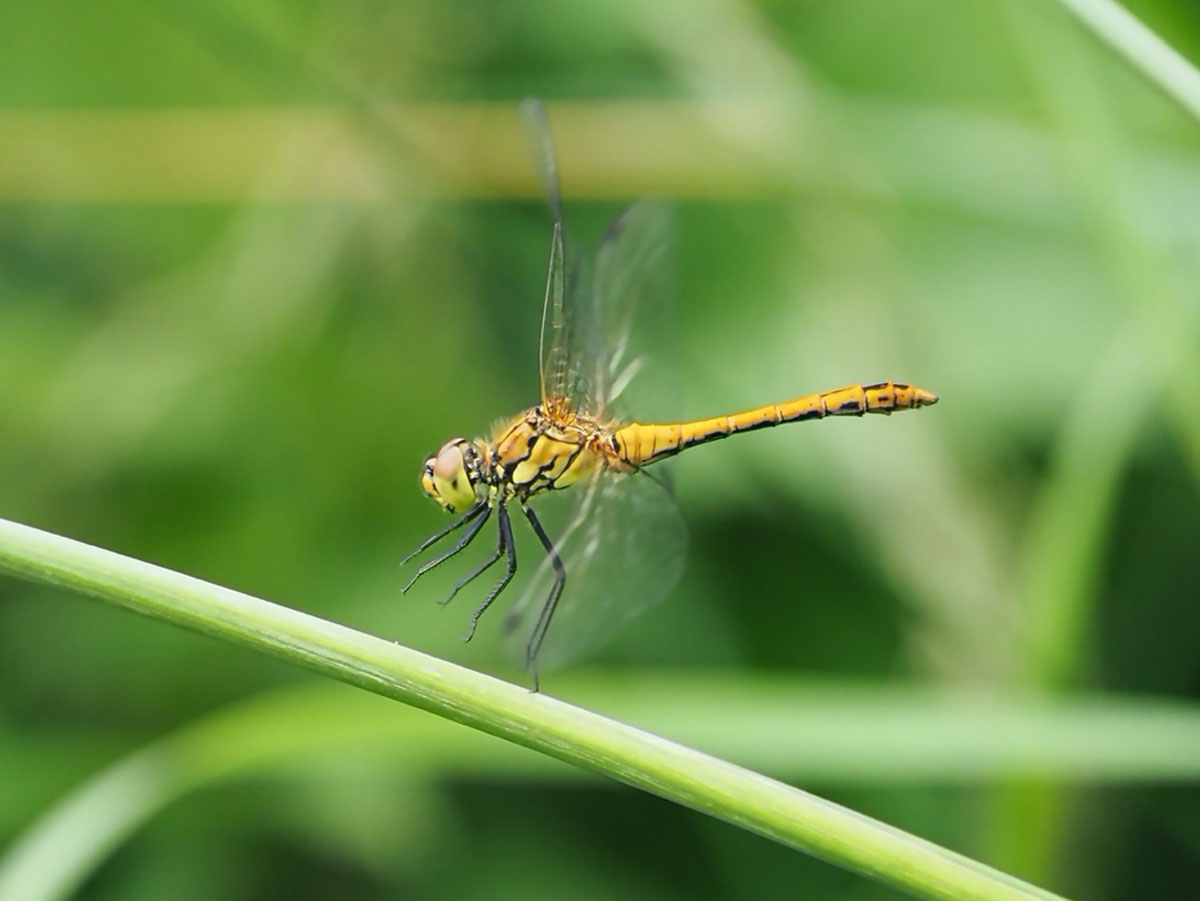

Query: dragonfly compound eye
[[425, 439, 477, 512]]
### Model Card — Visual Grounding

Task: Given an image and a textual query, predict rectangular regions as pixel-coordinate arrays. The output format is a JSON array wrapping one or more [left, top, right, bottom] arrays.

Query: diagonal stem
[[0, 516, 1066, 901], [1053, 0, 1200, 125]]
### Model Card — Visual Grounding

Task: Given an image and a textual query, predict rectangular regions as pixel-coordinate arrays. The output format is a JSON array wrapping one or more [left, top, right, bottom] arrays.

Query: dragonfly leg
[[520, 504, 566, 693], [463, 503, 517, 643], [440, 515, 505, 607], [402, 505, 491, 593], [400, 502, 486, 566]]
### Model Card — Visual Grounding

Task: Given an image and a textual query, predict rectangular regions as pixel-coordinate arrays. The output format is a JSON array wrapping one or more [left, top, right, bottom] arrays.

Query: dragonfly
[[403, 100, 938, 689]]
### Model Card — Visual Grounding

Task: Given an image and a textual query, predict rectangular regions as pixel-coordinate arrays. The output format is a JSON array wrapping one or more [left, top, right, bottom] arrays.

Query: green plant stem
[[0, 517, 1066, 901], [1054, 0, 1200, 125]]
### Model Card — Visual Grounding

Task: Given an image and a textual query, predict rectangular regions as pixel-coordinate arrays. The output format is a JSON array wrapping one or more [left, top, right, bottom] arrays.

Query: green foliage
[[2, 0, 1200, 898]]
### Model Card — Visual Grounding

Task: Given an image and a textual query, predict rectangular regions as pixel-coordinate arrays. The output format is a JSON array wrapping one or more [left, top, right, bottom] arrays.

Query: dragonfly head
[[420, 438, 484, 514]]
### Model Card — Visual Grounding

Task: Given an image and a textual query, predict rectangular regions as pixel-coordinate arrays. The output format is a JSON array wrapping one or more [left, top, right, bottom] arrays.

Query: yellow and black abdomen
[[612, 381, 938, 468]]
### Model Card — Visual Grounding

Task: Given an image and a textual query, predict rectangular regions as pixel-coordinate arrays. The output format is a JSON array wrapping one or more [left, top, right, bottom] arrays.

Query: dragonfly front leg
[[463, 502, 517, 642], [400, 502, 486, 566], [520, 503, 566, 693], [440, 517, 506, 607], [402, 504, 491, 593]]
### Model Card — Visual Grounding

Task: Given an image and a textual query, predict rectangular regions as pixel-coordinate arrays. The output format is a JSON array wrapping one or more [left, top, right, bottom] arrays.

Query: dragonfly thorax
[[487, 405, 619, 498]]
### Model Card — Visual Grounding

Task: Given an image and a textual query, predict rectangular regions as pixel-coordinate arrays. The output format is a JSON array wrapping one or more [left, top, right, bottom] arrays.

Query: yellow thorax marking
[[488, 406, 612, 492]]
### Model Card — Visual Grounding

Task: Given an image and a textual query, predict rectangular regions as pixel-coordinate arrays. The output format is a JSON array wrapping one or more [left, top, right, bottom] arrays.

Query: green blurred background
[[3, 1, 1200, 898]]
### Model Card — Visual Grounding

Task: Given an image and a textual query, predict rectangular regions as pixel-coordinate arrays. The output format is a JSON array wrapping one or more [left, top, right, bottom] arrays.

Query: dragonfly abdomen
[[612, 381, 938, 467]]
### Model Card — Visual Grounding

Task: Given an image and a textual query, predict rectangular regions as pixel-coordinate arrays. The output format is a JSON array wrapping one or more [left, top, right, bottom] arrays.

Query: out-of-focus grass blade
[[1054, 0, 1200, 124], [997, 0, 1200, 878], [3, 675, 1197, 900]]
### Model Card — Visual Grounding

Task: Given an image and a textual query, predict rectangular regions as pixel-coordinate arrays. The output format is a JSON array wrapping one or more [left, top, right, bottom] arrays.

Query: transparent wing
[[522, 98, 587, 416], [589, 199, 675, 421], [505, 468, 687, 672], [509, 106, 684, 672], [503, 200, 683, 672], [524, 101, 674, 421]]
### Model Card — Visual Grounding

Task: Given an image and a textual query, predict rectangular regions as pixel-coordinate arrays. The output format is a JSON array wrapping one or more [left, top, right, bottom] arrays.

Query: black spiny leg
[[402, 505, 491, 593], [521, 504, 566, 693], [463, 502, 517, 643], [440, 512, 506, 607], [400, 503, 486, 566]]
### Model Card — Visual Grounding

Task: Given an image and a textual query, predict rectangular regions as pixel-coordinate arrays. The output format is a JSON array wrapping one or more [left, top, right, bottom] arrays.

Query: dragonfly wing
[[589, 199, 676, 421], [522, 98, 581, 415], [511, 105, 684, 672], [537, 219, 570, 411], [506, 467, 687, 672]]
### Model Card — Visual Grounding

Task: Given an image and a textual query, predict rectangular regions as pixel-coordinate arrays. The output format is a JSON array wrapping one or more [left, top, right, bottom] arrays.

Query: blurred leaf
[[4, 675, 1199, 899]]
